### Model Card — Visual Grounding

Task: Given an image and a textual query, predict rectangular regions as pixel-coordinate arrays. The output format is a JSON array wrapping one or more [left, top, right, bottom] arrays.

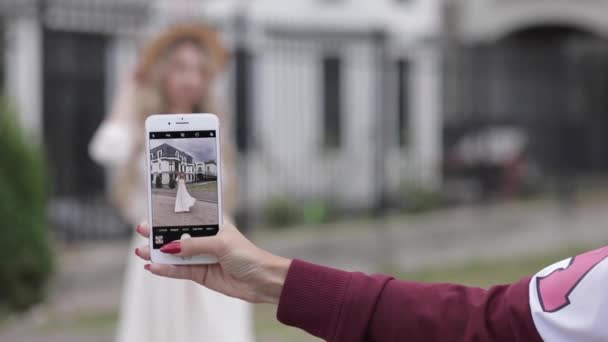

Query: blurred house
[[150, 143, 197, 185], [5, 0, 608, 235], [204, 161, 217, 177]]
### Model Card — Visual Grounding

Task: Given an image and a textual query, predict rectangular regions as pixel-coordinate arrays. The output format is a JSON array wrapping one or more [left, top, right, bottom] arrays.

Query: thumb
[[162, 235, 225, 258]]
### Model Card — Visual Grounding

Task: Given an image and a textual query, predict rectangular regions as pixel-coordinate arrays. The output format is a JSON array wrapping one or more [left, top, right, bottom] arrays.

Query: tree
[[169, 174, 176, 189]]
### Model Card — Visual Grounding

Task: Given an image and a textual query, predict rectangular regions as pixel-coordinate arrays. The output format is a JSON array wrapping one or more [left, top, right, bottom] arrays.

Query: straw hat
[[135, 24, 230, 81]]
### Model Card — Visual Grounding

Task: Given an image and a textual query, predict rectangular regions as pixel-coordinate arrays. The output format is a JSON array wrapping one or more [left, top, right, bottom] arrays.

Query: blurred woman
[[89, 24, 253, 342], [175, 172, 196, 213]]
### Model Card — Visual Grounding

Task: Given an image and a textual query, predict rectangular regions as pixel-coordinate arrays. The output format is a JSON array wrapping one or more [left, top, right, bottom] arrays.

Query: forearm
[[367, 278, 542, 342], [275, 260, 542, 342], [256, 253, 291, 304]]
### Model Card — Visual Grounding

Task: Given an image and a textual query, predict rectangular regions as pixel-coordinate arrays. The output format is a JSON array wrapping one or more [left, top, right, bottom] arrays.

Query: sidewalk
[[254, 196, 608, 273]]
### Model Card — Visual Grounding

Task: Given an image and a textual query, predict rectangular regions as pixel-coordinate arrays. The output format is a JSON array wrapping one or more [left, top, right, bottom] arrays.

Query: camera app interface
[[149, 130, 219, 249]]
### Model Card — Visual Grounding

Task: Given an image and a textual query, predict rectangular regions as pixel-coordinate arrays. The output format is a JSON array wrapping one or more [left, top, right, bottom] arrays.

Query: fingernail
[[144, 264, 151, 271], [134, 248, 139, 256], [160, 241, 181, 254], [136, 225, 142, 233]]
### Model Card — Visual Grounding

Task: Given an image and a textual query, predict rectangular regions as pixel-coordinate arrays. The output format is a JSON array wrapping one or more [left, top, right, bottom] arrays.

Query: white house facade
[[196, 161, 216, 177], [150, 143, 216, 186]]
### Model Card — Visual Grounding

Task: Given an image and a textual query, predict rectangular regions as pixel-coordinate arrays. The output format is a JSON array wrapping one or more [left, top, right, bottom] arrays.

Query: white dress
[[90, 121, 254, 342], [175, 179, 197, 213]]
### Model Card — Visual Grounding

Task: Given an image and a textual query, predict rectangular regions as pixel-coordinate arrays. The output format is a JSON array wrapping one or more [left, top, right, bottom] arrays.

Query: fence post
[[233, 5, 253, 234], [371, 29, 392, 270], [372, 29, 390, 216]]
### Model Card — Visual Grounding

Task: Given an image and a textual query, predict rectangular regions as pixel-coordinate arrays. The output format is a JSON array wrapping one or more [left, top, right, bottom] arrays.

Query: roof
[[150, 143, 194, 163]]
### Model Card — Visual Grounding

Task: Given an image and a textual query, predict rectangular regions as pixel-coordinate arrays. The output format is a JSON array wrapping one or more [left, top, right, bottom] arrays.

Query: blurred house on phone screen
[[150, 143, 217, 185], [4, 0, 608, 231]]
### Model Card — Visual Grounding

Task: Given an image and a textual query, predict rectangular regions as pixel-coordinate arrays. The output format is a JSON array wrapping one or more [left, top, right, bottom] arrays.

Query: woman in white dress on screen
[[88, 25, 253, 342], [174, 172, 196, 213]]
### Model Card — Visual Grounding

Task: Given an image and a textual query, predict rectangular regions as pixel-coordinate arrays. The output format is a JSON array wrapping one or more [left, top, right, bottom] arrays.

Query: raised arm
[[89, 75, 138, 168]]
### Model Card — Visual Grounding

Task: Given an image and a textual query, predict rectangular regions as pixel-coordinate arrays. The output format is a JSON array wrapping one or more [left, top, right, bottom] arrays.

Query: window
[[157, 151, 162, 159], [176, 151, 179, 158], [396, 59, 410, 147], [150, 153, 153, 160], [322, 55, 342, 149]]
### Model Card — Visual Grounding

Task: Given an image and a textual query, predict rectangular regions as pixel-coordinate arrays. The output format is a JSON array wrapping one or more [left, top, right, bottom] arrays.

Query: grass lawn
[[38, 310, 119, 334], [188, 181, 217, 193], [393, 243, 602, 288], [255, 304, 322, 342]]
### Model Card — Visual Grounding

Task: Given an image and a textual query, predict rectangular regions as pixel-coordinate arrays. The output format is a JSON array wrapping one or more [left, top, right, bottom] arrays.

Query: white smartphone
[[145, 113, 222, 265]]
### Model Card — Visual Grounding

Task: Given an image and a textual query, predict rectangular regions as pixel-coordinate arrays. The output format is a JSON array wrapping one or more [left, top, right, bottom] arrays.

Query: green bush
[[302, 200, 333, 225], [263, 197, 302, 228], [401, 183, 444, 214], [155, 175, 162, 188], [0, 99, 53, 311]]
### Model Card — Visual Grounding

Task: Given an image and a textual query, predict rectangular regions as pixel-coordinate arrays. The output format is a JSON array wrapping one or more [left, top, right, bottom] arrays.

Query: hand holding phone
[[145, 113, 223, 265]]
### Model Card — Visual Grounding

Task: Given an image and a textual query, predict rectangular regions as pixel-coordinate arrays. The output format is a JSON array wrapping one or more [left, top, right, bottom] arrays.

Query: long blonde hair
[[112, 24, 238, 217]]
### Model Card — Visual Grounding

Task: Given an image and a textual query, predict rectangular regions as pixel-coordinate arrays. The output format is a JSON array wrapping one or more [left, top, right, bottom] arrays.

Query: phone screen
[[149, 130, 219, 249]]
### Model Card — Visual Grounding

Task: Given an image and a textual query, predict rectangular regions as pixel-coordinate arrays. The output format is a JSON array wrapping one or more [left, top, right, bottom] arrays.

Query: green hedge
[[0, 100, 53, 311]]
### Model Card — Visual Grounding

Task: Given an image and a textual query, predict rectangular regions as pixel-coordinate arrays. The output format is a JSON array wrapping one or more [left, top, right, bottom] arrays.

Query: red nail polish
[[134, 248, 139, 256], [136, 225, 142, 233], [144, 264, 151, 271], [160, 241, 181, 254]]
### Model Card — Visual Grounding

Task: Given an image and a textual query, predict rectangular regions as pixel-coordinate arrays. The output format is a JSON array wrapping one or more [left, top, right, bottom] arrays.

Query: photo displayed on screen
[[149, 130, 219, 249]]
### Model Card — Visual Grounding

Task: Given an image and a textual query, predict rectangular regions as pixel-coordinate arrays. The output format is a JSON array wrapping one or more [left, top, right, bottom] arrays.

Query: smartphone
[[145, 113, 222, 264]]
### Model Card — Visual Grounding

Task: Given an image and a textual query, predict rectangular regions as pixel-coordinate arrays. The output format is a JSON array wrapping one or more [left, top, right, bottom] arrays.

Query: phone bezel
[[145, 113, 222, 265]]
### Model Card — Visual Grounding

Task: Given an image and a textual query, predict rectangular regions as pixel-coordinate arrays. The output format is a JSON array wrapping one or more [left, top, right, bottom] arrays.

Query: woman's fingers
[[136, 222, 150, 238], [160, 235, 224, 258], [145, 263, 204, 281], [134, 245, 151, 261]]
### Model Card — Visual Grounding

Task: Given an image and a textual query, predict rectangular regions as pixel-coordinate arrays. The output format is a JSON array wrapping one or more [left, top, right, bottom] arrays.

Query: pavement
[[151, 194, 218, 226], [2, 194, 608, 341], [256, 197, 608, 274]]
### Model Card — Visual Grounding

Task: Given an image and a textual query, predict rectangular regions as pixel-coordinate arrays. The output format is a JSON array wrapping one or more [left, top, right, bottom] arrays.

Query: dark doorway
[[43, 29, 107, 196], [43, 29, 128, 239]]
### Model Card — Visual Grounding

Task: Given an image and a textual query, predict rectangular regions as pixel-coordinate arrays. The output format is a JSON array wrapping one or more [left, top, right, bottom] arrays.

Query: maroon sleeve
[[277, 259, 543, 342]]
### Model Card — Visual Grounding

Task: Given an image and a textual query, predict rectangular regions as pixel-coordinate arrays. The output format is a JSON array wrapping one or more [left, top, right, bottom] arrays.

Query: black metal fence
[[232, 28, 407, 231], [443, 26, 608, 200]]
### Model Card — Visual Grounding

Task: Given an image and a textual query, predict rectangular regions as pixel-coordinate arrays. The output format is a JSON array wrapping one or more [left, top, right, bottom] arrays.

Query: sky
[[150, 137, 217, 163]]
